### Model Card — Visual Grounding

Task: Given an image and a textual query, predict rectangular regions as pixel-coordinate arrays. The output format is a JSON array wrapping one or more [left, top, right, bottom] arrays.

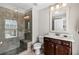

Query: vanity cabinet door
[[44, 42, 55, 55], [44, 42, 50, 55], [49, 42, 55, 55], [55, 44, 64, 55], [62, 46, 71, 55], [44, 38, 50, 55], [44, 38, 54, 55], [55, 44, 71, 55]]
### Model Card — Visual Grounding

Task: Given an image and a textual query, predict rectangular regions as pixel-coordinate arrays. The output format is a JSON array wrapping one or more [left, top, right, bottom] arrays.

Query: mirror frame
[[49, 5, 70, 33]]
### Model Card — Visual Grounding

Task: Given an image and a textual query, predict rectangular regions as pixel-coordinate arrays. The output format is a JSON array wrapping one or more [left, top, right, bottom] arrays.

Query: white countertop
[[41, 33, 75, 42]]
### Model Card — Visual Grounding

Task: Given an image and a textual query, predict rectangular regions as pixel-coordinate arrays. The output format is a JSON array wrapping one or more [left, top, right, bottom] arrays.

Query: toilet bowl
[[33, 43, 41, 55]]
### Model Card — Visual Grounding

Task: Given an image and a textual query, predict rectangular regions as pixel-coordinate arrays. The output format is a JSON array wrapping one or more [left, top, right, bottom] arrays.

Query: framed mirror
[[49, 4, 69, 33]]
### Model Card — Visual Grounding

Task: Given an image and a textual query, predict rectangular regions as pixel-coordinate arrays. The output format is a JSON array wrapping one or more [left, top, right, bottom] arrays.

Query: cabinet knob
[[56, 46, 58, 48], [66, 44, 69, 45]]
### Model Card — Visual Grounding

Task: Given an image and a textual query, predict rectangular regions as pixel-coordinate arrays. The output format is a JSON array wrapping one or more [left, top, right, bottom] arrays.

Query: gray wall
[[0, 7, 25, 54]]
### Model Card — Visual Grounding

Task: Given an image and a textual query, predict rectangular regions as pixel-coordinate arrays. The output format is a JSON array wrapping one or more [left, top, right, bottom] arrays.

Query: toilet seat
[[33, 43, 41, 49], [33, 43, 42, 55]]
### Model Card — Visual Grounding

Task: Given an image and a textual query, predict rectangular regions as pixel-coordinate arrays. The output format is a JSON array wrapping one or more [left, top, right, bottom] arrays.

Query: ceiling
[[0, 3, 54, 13], [0, 3, 33, 13]]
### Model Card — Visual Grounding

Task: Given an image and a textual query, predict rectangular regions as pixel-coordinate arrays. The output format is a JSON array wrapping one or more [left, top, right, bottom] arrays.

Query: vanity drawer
[[44, 37, 50, 42], [62, 40, 72, 47], [50, 38, 55, 43], [54, 39, 62, 44]]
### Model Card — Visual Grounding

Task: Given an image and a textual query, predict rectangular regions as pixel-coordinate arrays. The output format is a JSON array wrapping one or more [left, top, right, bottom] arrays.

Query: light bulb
[[62, 3, 67, 7], [56, 4, 60, 9], [24, 16, 30, 19], [50, 6, 54, 11]]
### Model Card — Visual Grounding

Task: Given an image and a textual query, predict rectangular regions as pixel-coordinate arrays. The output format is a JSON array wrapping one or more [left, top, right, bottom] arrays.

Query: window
[[5, 19, 17, 38]]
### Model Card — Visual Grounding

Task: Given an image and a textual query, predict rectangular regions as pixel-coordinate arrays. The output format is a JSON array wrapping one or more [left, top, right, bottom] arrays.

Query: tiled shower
[[0, 6, 32, 55]]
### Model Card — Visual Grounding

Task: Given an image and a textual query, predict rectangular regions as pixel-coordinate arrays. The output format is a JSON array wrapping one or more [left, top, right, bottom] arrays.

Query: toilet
[[33, 42, 41, 55]]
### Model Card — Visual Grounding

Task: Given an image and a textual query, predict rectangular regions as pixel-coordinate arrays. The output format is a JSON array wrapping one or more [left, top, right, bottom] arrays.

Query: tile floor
[[19, 42, 35, 55], [19, 42, 44, 55], [19, 50, 34, 55]]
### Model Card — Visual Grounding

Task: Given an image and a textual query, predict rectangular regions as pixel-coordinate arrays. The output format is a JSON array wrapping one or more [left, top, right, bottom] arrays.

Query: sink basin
[[44, 33, 74, 42]]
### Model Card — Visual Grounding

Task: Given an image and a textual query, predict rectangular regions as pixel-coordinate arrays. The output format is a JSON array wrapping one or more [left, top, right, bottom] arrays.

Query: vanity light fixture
[[56, 4, 60, 9], [50, 3, 67, 11], [50, 6, 54, 11]]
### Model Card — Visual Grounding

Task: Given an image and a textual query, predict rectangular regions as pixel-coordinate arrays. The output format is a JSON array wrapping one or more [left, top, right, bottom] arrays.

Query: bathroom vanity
[[44, 37, 72, 55], [43, 33, 74, 55]]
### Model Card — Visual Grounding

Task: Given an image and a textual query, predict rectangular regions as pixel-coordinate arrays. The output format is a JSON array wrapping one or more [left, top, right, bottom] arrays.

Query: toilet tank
[[38, 36, 44, 44]]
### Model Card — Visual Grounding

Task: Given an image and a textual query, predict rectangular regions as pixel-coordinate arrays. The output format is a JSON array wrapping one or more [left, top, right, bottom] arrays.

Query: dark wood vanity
[[44, 37, 72, 55]]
